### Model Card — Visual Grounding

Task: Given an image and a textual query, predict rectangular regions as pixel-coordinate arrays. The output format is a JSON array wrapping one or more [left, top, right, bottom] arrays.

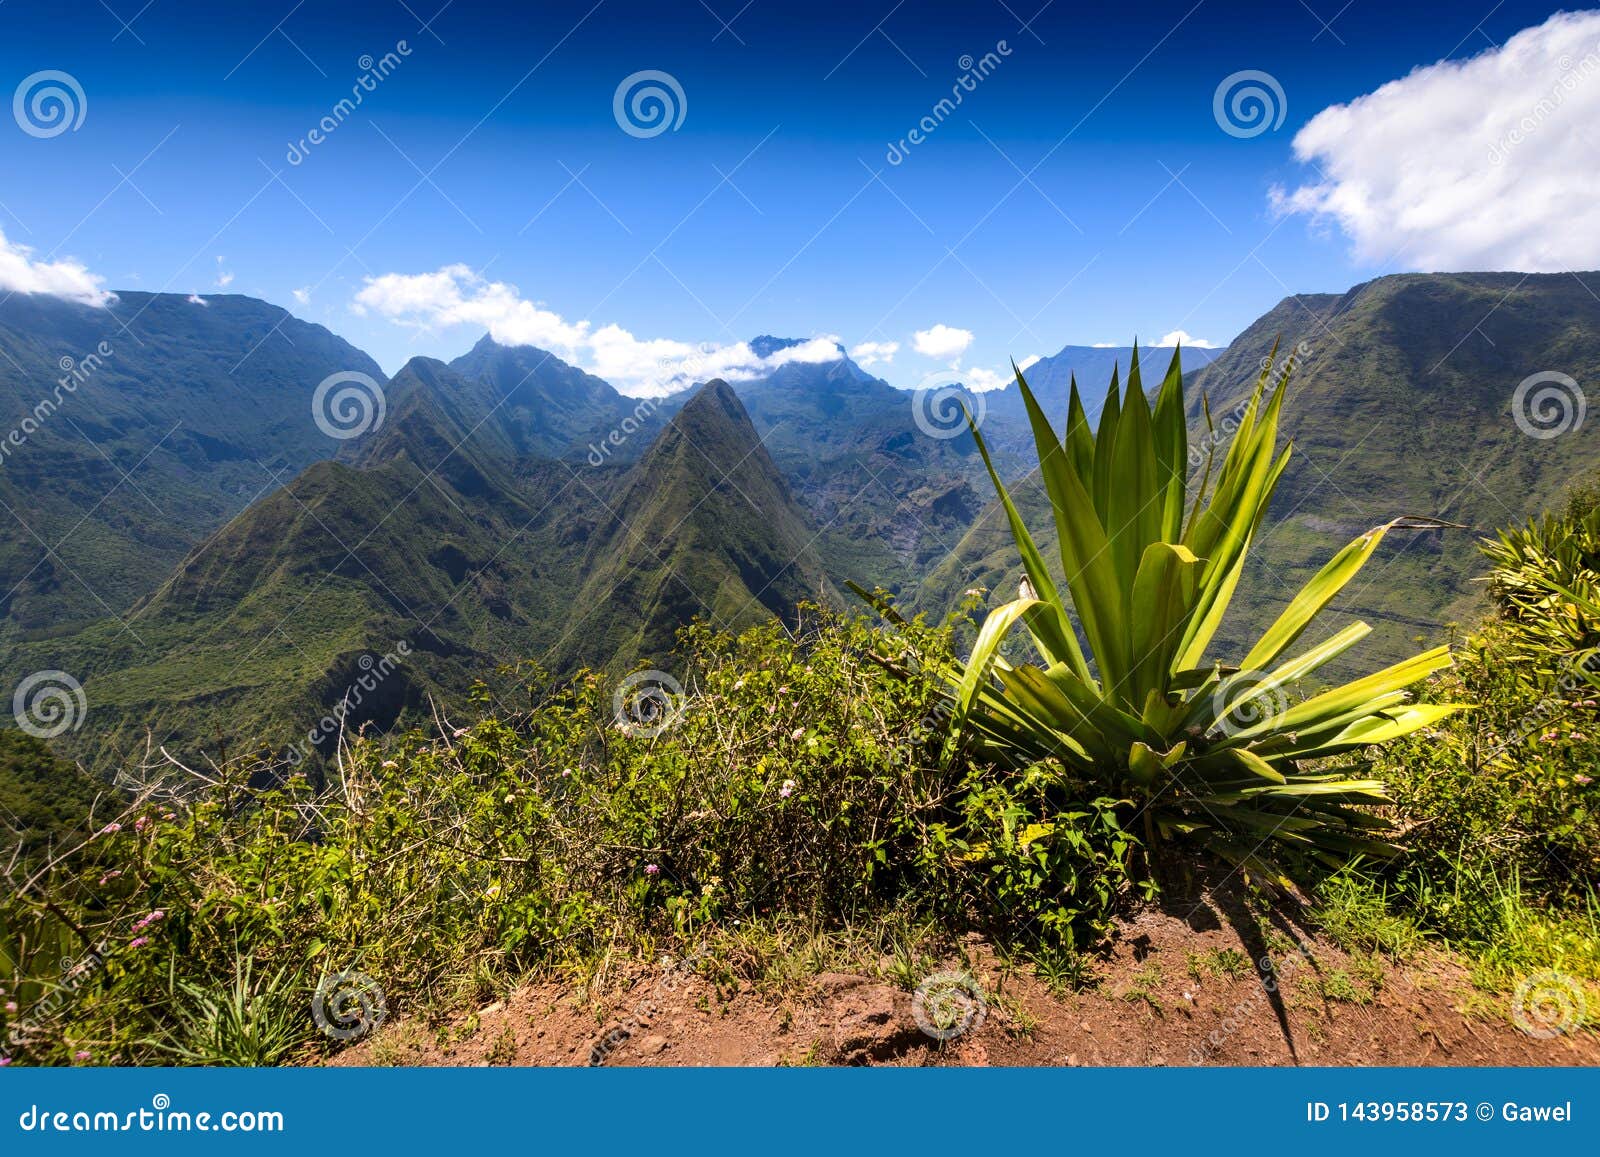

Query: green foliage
[[144, 958, 310, 1066], [1344, 480, 1600, 996], [888, 347, 1464, 884], [1371, 483, 1600, 927], [1, 606, 1137, 1064], [1310, 870, 1423, 959], [1481, 480, 1600, 676], [0, 292, 385, 644]]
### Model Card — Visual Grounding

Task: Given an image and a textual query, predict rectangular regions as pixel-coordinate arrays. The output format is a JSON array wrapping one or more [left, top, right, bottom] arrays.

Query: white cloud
[[1274, 11, 1600, 270], [1091, 342, 1118, 348], [292, 287, 311, 305], [961, 365, 1010, 392], [850, 340, 899, 367], [187, 295, 208, 306], [216, 271, 235, 288], [0, 228, 111, 306], [354, 264, 846, 396], [912, 324, 974, 359], [1017, 354, 1041, 371], [355, 264, 589, 351], [1155, 329, 1217, 348]]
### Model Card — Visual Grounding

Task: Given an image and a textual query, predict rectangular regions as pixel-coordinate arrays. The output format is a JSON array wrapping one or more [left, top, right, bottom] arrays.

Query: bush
[[1350, 477, 1600, 987], [1, 605, 1137, 1065]]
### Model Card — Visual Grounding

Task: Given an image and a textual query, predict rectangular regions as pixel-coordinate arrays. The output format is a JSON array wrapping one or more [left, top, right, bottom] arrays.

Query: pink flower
[[74, 1051, 91, 1062], [644, 864, 660, 876], [98, 870, 122, 885], [150, 910, 165, 921], [129, 937, 149, 949], [0, 1056, 10, 1066], [779, 779, 796, 799], [790, 728, 805, 741], [1576, 774, 1594, 786], [100, 823, 121, 835], [133, 816, 150, 832], [3, 1001, 16, 1013]]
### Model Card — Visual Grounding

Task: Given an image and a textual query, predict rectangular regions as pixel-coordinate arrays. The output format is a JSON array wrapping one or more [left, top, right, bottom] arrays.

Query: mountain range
[[3, 272, 1597, 771]]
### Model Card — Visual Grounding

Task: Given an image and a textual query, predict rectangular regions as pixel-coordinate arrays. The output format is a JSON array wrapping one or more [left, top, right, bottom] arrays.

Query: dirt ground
[[332, 889, 1599, 1068]]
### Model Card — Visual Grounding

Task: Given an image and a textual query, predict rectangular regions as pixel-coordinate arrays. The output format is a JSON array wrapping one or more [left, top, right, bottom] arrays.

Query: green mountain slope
[[16, 364, 831, 770], [914, 273, 1600, 668], [563, 379, 834, 670], [1190, 272, 1600, 660], [442, 334, 670, 462], [0, 291, 382, 644], [733, 353, 990, 599]]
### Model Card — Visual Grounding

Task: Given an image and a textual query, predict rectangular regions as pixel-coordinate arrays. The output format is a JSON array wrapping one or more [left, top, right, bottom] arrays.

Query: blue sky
[[0, 0, 1592, 392]]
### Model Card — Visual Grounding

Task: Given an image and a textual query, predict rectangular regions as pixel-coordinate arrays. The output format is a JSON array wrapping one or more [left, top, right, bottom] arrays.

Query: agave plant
[[911, 346, 1466, 882], [1483, 503, 1600, 677]]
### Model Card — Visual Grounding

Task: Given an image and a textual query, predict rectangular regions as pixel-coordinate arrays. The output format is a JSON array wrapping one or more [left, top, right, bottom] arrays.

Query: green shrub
[[1, 605, 1137, 1064], [1348, 478, 1600, 991]]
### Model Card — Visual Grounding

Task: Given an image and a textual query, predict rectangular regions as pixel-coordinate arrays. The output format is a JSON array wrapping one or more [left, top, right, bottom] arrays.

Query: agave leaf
[[1241, 518, 1460, 673], [1289, 703, 1471, 758], [1064, 375, 1095, 482], [1223, 646, 1456, 741], [963, 411, 1087, 677], [1219, 746, 1287, 784], [1175, 542, 1249, 671], [1129, 541, 1200, 703], [1107, 365, 1161, 600], [968, 405, 1128, 691], [953, 597, 1041, 734], [1151, 346, 1190, 541], [1092, 364, 1121, 525]]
